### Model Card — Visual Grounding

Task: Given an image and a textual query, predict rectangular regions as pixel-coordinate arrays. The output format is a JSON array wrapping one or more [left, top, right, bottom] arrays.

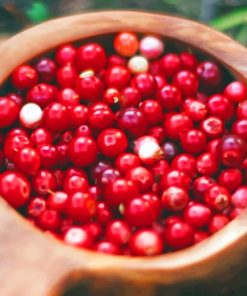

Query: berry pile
[[0, 32, 246, 256]]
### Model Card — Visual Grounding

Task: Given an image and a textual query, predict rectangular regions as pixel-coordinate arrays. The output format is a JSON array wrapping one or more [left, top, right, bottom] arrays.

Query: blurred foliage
[[0, 0, 246, 45]]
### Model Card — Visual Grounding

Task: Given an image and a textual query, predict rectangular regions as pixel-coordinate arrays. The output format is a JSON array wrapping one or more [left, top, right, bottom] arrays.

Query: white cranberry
[[19, 103, 43, 129], [139, 36, 164, 59]]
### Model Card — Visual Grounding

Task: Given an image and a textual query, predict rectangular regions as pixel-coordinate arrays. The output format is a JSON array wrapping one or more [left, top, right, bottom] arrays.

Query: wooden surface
[[0, 11, 246, 296]]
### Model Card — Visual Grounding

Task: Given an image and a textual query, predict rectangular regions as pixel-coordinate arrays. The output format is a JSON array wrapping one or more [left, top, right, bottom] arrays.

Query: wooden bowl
[[0, 11, 247, 296]]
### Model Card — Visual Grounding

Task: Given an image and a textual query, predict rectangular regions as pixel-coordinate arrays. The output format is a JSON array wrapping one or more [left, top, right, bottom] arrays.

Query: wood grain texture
[[0, 11, 246, 296]]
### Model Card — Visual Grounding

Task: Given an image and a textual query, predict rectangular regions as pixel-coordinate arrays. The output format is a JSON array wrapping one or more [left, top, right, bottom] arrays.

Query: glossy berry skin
[[47, 191, 69, 213], [69, 105, 89, 128], [209, 214, 229, 234], [32, 170, 57, 195], [200, 117, 224, 139], [114, 32, 139, 57], [98, 168, 121, 187], [171, 154, 196, 177], [197, 61, 222, 91], [27, 83, 57, 108], [55, 44, 77, 66], [104, 66, 131, 90], [7, 93, 23, 107], [104, 178, 139, 206], [184, 203, 212, 228], [103, 88, 120, 105], [43, 103, 69, 132], [27, 197, 46, 218], [132, 73, 157, 98], [38, 145, 58, 169], [224, 81, 247, 103], [76, 43, 106, 72], [58, 88, 79, 106], [88, 106, 114, 130], [180, 129, 207, 154], [207, 94, 234, 121], [38, 209, 61, 231], [162, 186, 189, 212], [107, 55, 126, 67], [35, 58, 57, 82], [165, 222, 194, 250], [173, 70, 198, 96], [115, 153, 141, 175], [139, 100, 163, 125], [63, 175, 89, 194], [161, 170, 190, 191], [162, 142, 179, 161], [218, 169, 243, 193], [160, 53, 181, 78], [231, 187, 247, 209], [96, 202, 112, 225], [117, 108, 147, 137], [205, 185, 231, 212], [237, 100, 247, 119], [0, 171, 30, 207], [4, 134, 30, 162], [64, 227, 93, 248], [0, 97, 20, 128], [183, 99, 207, 122], [15, 147, 41, 175], [67, 192, 96, 223], [139, 36, 164, 59], [91, 160, 112, 183], [106, 220, 131, 246], [164, 113, 193, 139], [97, 128, 128, 158], [119, 86, 141, 108], [94, 241, 120, 255], [126, 166, 153, 192], [180, 52, 197, 71], [232, 119, 247, 142], [11, 65, 38, 90], [68, 136, 97, 167], [148, 126, 166, 144], [197, 152, 218, 176], [76, 75, 103, 102], [193, 176, 216, 200], [30, 128, 52, 147], [217, 135, 247, 167], [157, 85, 182, 110], [151, 160, 169, 180], [129, 229, 163, 256]]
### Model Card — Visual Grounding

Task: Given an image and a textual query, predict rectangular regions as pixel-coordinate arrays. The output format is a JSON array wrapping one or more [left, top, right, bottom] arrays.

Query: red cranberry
[[38, 209, 61, 231], [180, 129, 207, 154], [218, 169, 242, 193], [99, 168, 121, 187], [200, 117, 224, 139], [47, 191, 69, 213], [7, 93, 23, 107], [11, 65, 38, 90], [217, 135, 247, 167], [0, 97, 20, 128], [151, 159, 170, 180], [57, 65, 77, 88], [120, 86, 141, 108], [126, 166, 153, 192], [96, 202, 112, 225], [107, 55, 126, 67], [131, 73, 157, 98], [30, 128, 52, 146], [173, 70, 199, 96], [129, 229, 163, 256], [207, 94, 234, 121], [106, 220, 131, 246], [35, 57, 57, 82], [180, 52, 197, 70], [82, 222, 102, 241], [154, 75, 167, 89], [148, 126, 166, 144], [69, 105, 89, 127], [32, 170, 57, 195], [162, 142, 180, 161], [76, 43, 106, 72], [104, 66, 131, 90], [171, 154, 196, 177], [139, 100, 163, 125], [27, 197, 46, 218], [209, 214, 229, 234], [55, 44, 77, 66], [91, 160, 112, 183], [15, 147, 40, 175], [164, 113, 193, 139], [232, 119, 247, 142], [43, 103, 69, 132], [237, 100, 247, 119], [224, 81, 247, 103], [207, 139, 221, 155], [76, 74, 103, 102], [231, 187, 247, 209], [103, 88, 120, 105], [197, 61, 222, 92], [63, 175, 89, 194], [27, 83, 57, 108], [115, 153, 141, 175], [37, 144, 58, 169], [0, 171, 30, 207], [117, 107, 147, 137], [64, 227, 93, 248], [104, 178, 139, 206], [162, 186, 189, 212], [165, 222, 194, 250], [58, 88, 79, 106], [197, 152, 218, 176], [160, 53, 181, 77], [94, 241, 120, 255], [205, 185, 231, 211], [76, 125, 92, 137], [161, 170, 190, 191], [193, 176, 216, 200], [88, 106, 114, 130], [65, 167, 86, 179], [157, 85, 182, 111], [183, 99, 207, 122], [184, 203, 212, 228], [4, 134, 30, 162], [67, 192, 96, 223]]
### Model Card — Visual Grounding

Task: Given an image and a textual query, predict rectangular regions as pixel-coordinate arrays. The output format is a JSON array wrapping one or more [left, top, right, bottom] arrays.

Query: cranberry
[[217, 135, 247, 167], [4, 134, 30, 162], [207, 139, 221, 155], [76, 43, 106, 72], [180, 129, 207, 154], [162, 186, 189, 212], [37, 145, 58, 169], [237, 100, 247, 119], [171, 154, 196, 177], [164, 113, 193, 139], [129, 230, 163, 256], [88, 106, 114, 130], [197, 152, 218, 176], [64, 227, 93, 248], [55, 44, 77, 66], [30, 128, 52, 146], [224, 81, 247, 103], [76, 125, 92, 137], [180, 52, 197, 70], [165, 222, 194, 250], [57, 65, 77, 88], [47, 191, 69, 213], [162, 142, 179, 161], [0, 97, 20, 128], [27, 197, 46, 218], [197, 61, 222, 92], [15, 147, 40, 175], [115, 153, 141, 175], [63, 175, 89, 194], [0, 171, 30, 207], [139, 100, 163, 126], [106, 220, 131, 246], [183, 99, 207, 122], [126, 166, 153, 192], [148, 126, 166, 144], [58, 88, 79, 106], [96, 202, 112, 224], [157, 85, 182, 110], [232, 119, 247, 142], [94, 241, 120, 255], [231, 187, 247, 209], [132, 73, 157, 98], [151, 160, 170, 180], [67, 192, 96, 223], [7, 93, 23, 107], [107, 55, 126, 67], [207, 94, 234, 121], [173, 70, 199, 96], [27, 83, 57, 108], [117, 107, 147, 137], [184, 203, 212, 228], [218, 169, 242, 193], [91, 160, 112, 183], [114, 32, 138, 57], [194, 231, 209, 244], [69, 105, 89, 127], [161, 170, 190, 191], [11, 65, 38, 90], [32, 170, 57, 195], [103, 88, 120, 105], [120, 86, 141, 108], [193, 176, 216, 200], [154, 75, 167, 89], [104, 66, 131, 90], [76, 74, 103, 102], [209, 214, 229, 234], [200, 117, 224, 139], [160, 53, 181, 77], [35, 57, 57, 82], [68, 136, 97, 167], [99, 168, 121, 187], [205, 185, 231, 211], [38, 209, 61, 231], [104, 178, 139, 206]]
